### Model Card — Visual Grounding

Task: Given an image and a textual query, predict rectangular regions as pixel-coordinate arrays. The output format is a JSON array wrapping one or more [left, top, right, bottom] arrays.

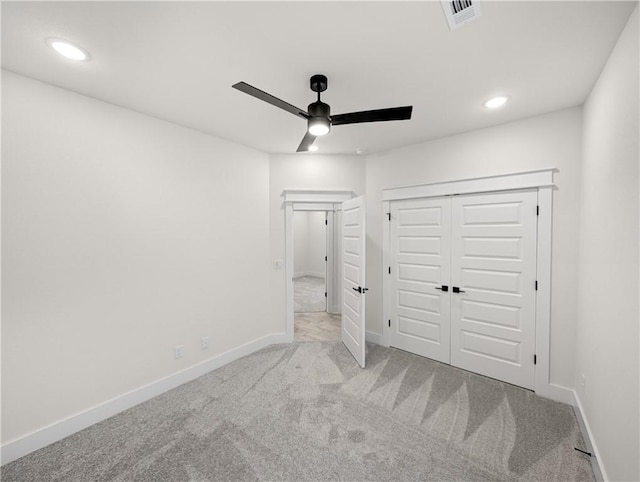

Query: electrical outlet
[[201, 336, 209, 350], [580, 374, 586, 390], [175, 345, 183, 359]]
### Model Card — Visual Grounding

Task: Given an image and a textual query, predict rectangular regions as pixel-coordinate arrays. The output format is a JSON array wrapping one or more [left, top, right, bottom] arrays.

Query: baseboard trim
[[1, 332, 289, 466], [293, 272, 325, 280], [365, 331, 384, 345], [573, 391, 608, 482], [534, 381, 575, 405]]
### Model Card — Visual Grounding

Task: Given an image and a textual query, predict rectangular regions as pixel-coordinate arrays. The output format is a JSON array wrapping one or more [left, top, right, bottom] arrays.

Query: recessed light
[[308, 145, 319, 152], [483, 96, 509, 109], [46, 38, 90, 61]]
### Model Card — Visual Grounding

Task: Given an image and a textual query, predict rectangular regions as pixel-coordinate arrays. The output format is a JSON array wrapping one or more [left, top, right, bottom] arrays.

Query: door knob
[[452, 286, 466, 293], [352, 286, 362, 293], [435, 285, 449, 292]]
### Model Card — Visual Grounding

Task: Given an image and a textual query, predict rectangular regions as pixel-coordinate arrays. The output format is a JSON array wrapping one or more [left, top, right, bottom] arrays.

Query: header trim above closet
[[382, 169, 555, 201]]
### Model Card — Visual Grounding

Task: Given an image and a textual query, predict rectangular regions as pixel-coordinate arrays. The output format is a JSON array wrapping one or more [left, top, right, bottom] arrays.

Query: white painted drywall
[[293, 211, 326, 279], [366, 107, 583, 389], [307, 211, 327, 278], [576, 6, 639, 481], [294, 210, 309, 277], [1, 71, 274, 445], [269, 154, 365, 329]]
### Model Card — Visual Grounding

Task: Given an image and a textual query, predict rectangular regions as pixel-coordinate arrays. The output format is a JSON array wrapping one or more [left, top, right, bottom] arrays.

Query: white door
[[341, 196, 366, 368], [389, 198, 451, 364], [450, 190, 538, 389]]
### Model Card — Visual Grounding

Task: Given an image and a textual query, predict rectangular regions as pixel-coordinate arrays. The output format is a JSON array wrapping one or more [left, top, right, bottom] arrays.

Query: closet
[[388, 189, 538, 390]]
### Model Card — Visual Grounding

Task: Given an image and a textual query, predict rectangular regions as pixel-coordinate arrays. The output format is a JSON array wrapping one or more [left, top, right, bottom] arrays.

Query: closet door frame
[[381, 169, 569, 404]]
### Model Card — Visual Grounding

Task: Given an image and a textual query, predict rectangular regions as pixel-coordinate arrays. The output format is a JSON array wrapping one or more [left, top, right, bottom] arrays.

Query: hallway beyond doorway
[[294, 275, 325, 312], [294, 312, 341, 342]]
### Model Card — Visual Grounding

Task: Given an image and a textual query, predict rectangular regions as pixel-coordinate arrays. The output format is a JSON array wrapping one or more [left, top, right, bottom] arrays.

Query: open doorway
[[294, 211, 327, 313], [283, 190, 355, 343], [293, 209, 342, 342]]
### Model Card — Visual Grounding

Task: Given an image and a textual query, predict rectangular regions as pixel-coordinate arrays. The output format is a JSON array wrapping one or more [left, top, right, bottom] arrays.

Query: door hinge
[[387, 212, 391, 221], [535, 280, 538, 291], [324, 292, 327, 298], [325, 256, 327, 262], [534, 354, 537, 365], [536, 205, 539, 216], [388, 266, 391, 274], [388, 319, 391, 327], [325, 219, 328, 225]]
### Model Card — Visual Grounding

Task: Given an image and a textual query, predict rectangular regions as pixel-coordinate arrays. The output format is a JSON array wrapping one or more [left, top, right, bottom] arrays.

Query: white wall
[[293, 211, 326, 278], [269, 154, 365, 329], [1, 71, 274, 445], [294, 210, 309, 277], [366, 107, 583, 389], [576, 6, 639, 481], [307, 211, 327, 278]]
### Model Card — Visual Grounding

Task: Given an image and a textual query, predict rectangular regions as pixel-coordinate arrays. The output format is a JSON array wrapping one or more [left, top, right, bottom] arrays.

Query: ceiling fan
[[232, 74, 413, 152]]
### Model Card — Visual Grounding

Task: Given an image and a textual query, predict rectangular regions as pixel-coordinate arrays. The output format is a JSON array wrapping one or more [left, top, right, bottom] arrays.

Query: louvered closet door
[[389, 198, 451, 364], [450, 190, 538, 389]]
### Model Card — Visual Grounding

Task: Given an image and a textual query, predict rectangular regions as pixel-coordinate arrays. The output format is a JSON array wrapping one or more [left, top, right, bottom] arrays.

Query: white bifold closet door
[[389, 189, 538, 390], [389, 197, 451, 364]]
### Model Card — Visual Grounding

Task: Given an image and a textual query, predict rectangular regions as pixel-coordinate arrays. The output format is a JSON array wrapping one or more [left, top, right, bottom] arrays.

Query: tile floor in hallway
[[294, 311, 341, 342]]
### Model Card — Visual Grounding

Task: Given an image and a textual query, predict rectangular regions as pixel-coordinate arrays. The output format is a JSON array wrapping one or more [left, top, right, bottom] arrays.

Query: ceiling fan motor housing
[[307, 100, 331, 136], [308, 100, 330, 119]]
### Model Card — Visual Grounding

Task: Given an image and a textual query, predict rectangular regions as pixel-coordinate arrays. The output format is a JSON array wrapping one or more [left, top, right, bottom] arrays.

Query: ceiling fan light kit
[[308, 116, 330, 136], [232, 73, 413, 152]]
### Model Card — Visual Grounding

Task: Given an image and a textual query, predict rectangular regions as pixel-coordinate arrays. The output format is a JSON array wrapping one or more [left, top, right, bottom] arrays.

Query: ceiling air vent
[[441, 0, 482, 30]]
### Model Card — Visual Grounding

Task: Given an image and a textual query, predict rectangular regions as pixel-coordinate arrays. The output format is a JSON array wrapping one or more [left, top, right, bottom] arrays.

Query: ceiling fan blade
[[296, 131, 316, 152], [331, 106, 413, 126], [232, 82, 309, 119]]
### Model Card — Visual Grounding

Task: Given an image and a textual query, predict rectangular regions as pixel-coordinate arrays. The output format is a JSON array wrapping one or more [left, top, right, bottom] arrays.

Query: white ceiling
[[2, 1, 636, 154]]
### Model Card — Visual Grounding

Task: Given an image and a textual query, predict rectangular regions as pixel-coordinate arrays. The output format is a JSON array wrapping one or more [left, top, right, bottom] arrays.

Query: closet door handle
[[452, 286, 465, 293], [435, 285, 449, 292], [352, 286, 362, 293]]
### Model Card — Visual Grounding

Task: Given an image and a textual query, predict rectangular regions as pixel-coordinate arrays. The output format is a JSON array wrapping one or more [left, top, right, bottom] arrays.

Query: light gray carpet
[[294, 275, 325, 313], [2, 342, 594, 481]]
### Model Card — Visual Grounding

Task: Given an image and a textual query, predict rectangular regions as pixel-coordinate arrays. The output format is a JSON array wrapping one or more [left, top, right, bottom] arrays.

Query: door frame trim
[[283, 190, 356, 342], [381, 169, 572, 403]]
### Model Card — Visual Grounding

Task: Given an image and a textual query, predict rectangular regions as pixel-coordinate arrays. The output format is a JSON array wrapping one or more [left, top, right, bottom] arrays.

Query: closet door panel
[[389, 198, 451, 363], [450, 190, 537, 389]]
